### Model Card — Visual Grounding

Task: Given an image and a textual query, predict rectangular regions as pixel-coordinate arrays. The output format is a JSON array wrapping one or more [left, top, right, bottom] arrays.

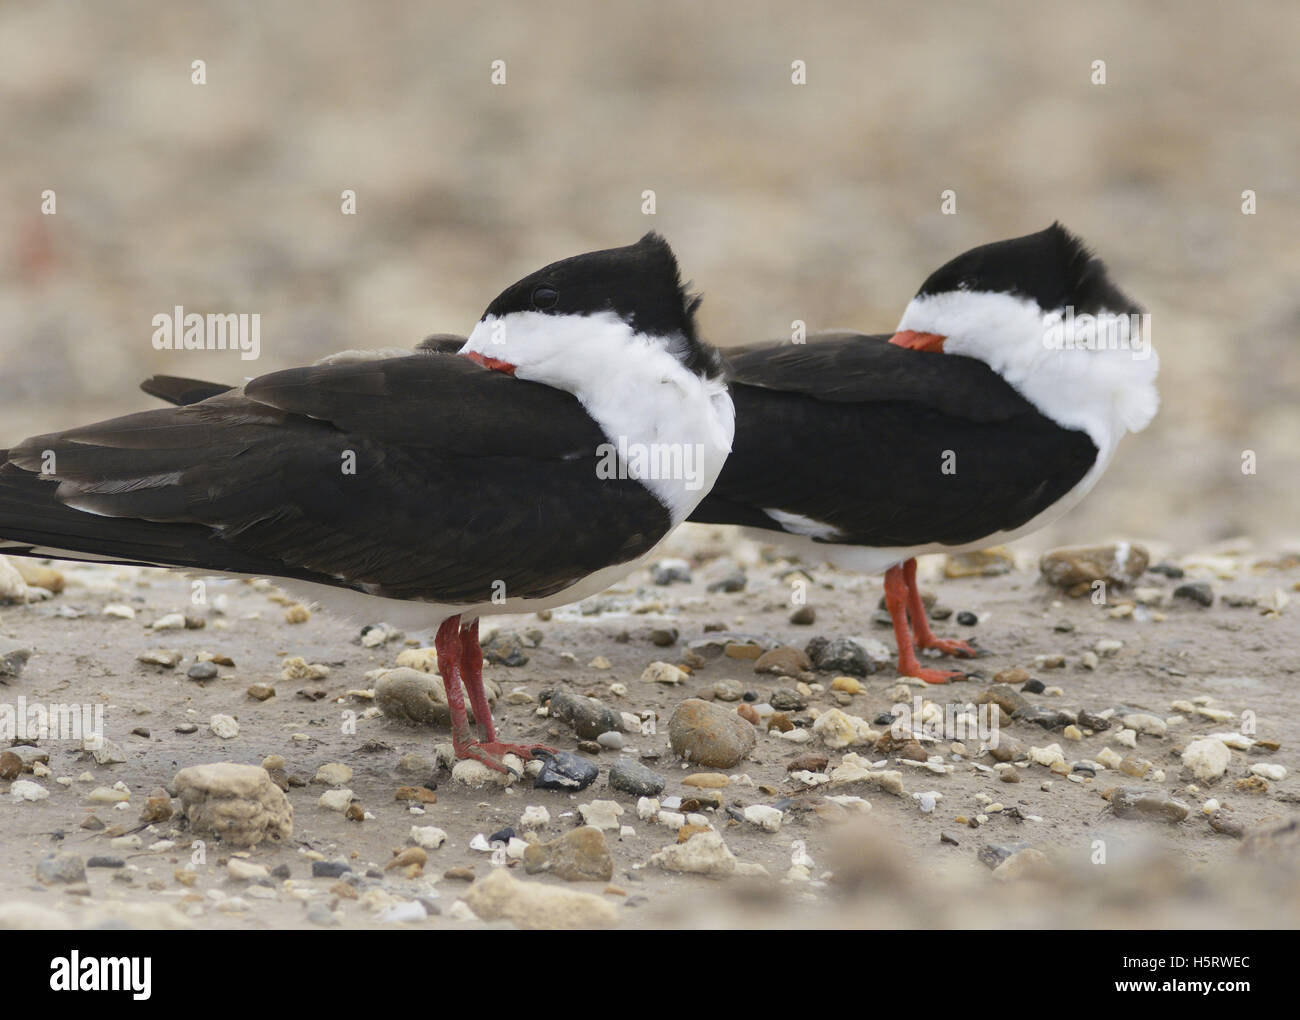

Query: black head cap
[[915, 223, 1142, 316], [480, 233, 722, 379]]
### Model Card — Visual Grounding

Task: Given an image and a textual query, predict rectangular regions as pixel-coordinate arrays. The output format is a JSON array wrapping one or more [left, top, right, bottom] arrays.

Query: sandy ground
[[2, 527, 1297, 929]]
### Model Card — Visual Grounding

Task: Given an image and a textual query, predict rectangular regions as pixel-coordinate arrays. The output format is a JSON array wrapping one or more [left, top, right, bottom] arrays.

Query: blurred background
[[1, 0, 1296, 552]]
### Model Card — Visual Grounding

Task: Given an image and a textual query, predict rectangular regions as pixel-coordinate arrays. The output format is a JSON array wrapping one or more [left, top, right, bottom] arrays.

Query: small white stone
[[578, 799, 625, 831], [743, 804, 783, 832], [151, 612, 187, 630], [410, 825, 448, 849], [209, 714, 239, 739], [317, 788, 354, 812], [469, 833, 493, 852], [1251, 763, 1287, 781], [10, 780, 48, 802], [658, 810, 686, 829], [1182, 738, 1231, 781], [1114, 728, 1138, 749], [640, 661, 686, 685], [102, 603, 136, 619], [635, 797, 659, 821], [519, 805, 550, 829]]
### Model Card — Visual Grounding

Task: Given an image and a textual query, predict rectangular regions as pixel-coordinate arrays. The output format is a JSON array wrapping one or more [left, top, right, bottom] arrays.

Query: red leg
[[434, 616, 474, 750], [460, 619, 497, 742], [441, 617, 554, 773], [884, 563, 961, 684], [903, 558, 978, 658]]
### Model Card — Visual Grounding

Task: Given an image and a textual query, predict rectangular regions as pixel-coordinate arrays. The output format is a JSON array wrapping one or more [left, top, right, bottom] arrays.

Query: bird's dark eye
[[531, 285, 558, 310]]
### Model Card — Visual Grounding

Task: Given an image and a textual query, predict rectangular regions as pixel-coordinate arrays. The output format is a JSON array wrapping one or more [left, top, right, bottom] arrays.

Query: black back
[[691, 333, 1098, 548]]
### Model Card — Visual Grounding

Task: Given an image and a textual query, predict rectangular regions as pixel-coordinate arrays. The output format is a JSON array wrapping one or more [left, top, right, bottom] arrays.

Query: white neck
[[462, 310, 734, 524], [897, 290, 1159, 456]]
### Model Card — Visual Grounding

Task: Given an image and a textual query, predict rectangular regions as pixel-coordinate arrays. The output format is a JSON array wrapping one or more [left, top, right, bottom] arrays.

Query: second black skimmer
[[690, 224, 1158, 683], [0, 233, 735, 770]]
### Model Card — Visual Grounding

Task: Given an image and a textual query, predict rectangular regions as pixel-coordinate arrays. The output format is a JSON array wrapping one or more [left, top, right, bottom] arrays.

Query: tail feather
[[0, 458, 339, 583]]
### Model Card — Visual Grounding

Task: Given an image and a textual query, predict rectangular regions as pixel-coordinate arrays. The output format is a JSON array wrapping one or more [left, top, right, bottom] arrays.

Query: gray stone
[[36, 852, 86, 885], [609, 757, 666, 797], [544, 689, 623, 740]]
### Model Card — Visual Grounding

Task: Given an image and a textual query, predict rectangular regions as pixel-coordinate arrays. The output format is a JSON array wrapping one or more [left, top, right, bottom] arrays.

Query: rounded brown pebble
[[0, 750, 23, 780]]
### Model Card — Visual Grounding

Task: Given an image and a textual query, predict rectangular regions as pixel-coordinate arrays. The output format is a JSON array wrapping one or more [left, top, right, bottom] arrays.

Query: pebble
[[209, 714, 239, 739], [172, 762, 293, 847], [596, 731, 624, 750], [956, 611, 978, 626], [805, 636, 885, 676], [667, 699, 757, 768], [754, 647, 812, 679], [1182, 738, 1231, 781], [710, 680, 743, 702], [812, 708, 878, 749], [651, 559, 692, 585], [102, 603, 136, 619], [544, 689, 624, 739], [944, 548, 1015, 577], [314, 763, 353, 786], [608, 758, 666, 797], [187, 661, 219, 682], [1114, 728, 1138, 748], [0, 750, 21, 780], [11, 780, 49, 801], [453, 759, 519, 788], [648, 830, 737, 876], [682, 772, 729, 789], [992, 848, 1053, 881], [707, 569, 747, 593], [1110, 787, 1189, 823], [578, 800, 625, 831], [640, 661, 688, 686], [1122, 713, 1167, 737], [462, 867, 618, 929], [481, 629, 529, 666], [0, 638, 32, 679], [1209, 811, 1245, 838], [524, 825, 614, 881], [410, 825, 448, 849], [318, 788, 355, 812], [374, 667, 489, 727], [533, 751, 600, 791], [1173, 582, 1215, 607], [789, 606, 816, 625], [137, 648, 182, 668], [228, 859, 271, 882], [1039, 543, 1149, 589], [743, 804, 783, 832], [86, 855, 125, 869], [1235, 775, 1269, 795], [246, 683, 276, 701], [36, 852, 86, 886], [1250, 763, 1287, 781]]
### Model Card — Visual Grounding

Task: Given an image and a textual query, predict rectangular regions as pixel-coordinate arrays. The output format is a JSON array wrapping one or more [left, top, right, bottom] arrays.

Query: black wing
[[2, 355, 669, 604], [693, 335, 1097, 547]]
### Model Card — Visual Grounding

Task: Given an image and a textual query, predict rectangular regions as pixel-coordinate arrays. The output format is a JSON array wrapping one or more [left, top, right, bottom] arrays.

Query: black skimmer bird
[[0, 233, 735, 770], [690, 224, 1158, 683]]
